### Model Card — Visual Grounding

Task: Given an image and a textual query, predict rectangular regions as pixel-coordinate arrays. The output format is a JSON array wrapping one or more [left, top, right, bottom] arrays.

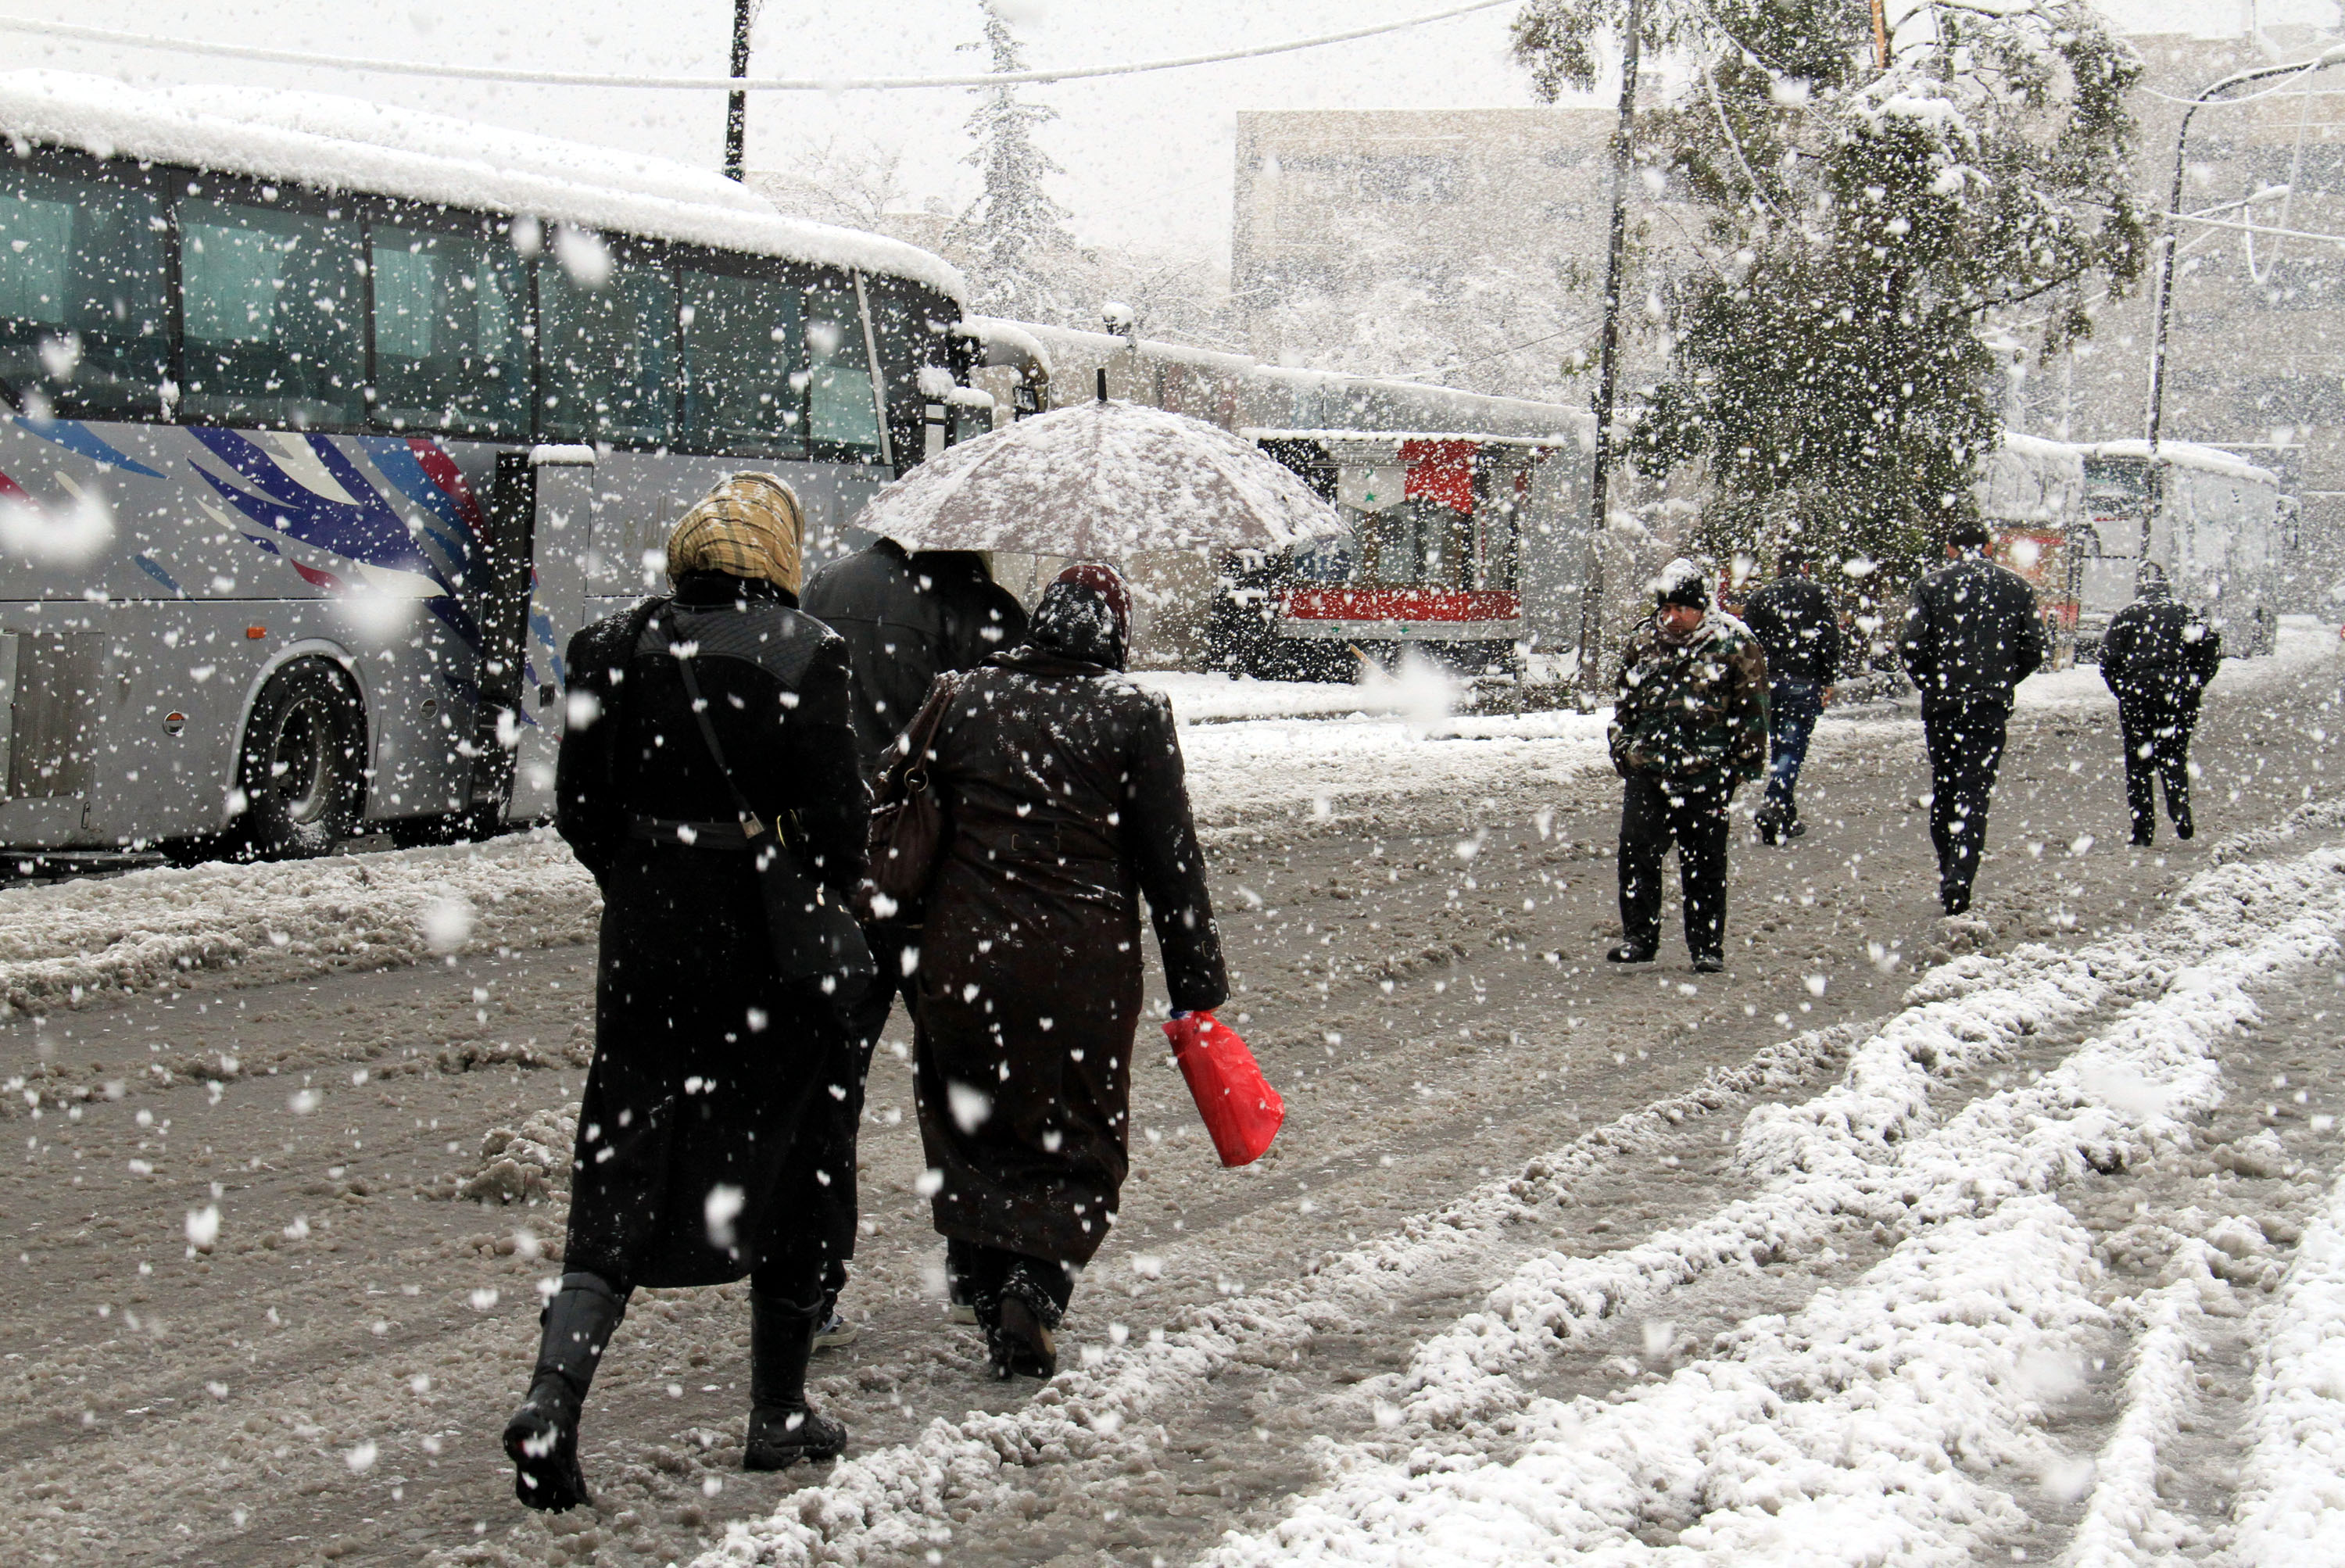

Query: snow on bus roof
[[1995, 430, 2086, 469], [0, 70, 966, 301], [2080, 439, 2279, 487]]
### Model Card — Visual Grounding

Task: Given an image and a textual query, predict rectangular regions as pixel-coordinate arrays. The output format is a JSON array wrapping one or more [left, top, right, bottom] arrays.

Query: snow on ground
[[1197, 843, 2345, 1565], [697, 837, 2345, 1568], [2233, 1170, 2345, 1560], [0, 832, 592, 1020]]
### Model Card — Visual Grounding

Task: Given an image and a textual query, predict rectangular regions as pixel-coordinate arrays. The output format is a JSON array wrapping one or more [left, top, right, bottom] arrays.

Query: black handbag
[[865, 671, 959, 920], [662, 616, 875, 1009]]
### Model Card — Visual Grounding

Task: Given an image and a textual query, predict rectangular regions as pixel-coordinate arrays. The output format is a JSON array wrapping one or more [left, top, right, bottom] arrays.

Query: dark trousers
[[807, 922, 915, 1309], [1618, 772, 1731, 958], [1922, 700, 2010, 913], [1761, 677, 1825, 824], [2118, 698, 2195, 840]]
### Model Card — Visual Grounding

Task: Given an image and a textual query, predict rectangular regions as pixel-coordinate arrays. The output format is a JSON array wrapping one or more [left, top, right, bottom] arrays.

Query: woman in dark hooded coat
[[904, 562, 1227, 1377], [502, 474, 868, 1512]]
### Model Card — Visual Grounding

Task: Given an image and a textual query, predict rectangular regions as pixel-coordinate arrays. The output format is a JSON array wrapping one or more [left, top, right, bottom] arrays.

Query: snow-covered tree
[[1513, 0, 2146, 585], [951, 1, 1082, 324]]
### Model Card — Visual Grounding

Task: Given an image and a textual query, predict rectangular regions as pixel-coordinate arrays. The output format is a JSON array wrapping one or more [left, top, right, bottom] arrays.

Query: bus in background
[[954, 316, 1587, 678], [0, 71, 966, 861], [1974, 431, 2088, 666], [2075, 440, 2286, 657]]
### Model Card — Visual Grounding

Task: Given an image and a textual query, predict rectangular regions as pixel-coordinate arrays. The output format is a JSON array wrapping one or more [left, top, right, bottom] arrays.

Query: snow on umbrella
[[849, 397, 1338, 557]]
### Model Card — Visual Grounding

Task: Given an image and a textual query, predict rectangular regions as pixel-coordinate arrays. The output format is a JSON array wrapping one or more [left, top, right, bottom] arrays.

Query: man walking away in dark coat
[[801, 538, 1029, 779], [797, 537, 1029, 1344], [505, 474, 869, 1513], [1742, 549, 1843, 844], [2101, 561, 2221, 845], [1897, 518, 2045, 915], [1607, 559, 1769, 973]]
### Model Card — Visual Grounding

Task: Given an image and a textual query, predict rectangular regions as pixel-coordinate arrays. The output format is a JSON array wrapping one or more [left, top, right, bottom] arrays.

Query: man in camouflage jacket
[[1606, 558, 1769, 972]]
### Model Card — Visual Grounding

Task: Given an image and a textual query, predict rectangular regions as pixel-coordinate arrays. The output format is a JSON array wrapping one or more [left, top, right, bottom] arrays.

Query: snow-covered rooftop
[[2082, 439, 2281, 488], [0, 70, 967, 302]]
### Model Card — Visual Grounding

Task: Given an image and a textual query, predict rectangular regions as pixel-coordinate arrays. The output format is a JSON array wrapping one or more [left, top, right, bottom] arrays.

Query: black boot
[[744, 1291, 847, 1470], [503, 1272, 627, 1513], [983, 1265, 1061, 1380]]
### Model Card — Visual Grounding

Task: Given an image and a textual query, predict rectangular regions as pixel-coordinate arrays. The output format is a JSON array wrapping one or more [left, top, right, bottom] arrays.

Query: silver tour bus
[[0, 71, 967, 861]]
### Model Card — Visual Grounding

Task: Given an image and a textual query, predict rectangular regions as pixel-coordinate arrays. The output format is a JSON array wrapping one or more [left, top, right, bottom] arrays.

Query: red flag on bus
[[1162, 1011, 1285, 1168]]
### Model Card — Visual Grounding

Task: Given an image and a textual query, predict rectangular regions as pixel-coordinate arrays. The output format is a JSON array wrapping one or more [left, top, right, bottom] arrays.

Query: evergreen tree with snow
[[951, 1, 1082, 324], [1513, 0, 2146, 604]]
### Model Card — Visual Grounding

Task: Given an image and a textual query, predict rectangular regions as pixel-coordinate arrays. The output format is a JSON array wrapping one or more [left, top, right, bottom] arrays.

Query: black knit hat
[[1652, 557, 1711, 610]]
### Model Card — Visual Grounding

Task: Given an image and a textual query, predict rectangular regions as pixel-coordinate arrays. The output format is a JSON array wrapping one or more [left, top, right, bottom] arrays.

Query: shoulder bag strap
[[659, 612, 772, 839]]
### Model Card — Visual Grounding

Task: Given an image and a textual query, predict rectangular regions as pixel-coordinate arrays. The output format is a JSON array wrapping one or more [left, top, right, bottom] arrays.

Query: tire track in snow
[[1198, 845, 2345, 1563], [2232, 1169, 2345, 1562]]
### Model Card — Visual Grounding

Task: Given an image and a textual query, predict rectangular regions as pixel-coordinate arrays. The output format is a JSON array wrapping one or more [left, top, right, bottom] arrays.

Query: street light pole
[[1573, 0, 1645, 703], [723, 0, 754, 182], [2144, 45, 2345, 452]]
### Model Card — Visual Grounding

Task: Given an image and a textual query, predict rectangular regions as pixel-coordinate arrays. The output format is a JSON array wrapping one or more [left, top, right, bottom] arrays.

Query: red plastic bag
[[1162, 1011, 1285, 1168]]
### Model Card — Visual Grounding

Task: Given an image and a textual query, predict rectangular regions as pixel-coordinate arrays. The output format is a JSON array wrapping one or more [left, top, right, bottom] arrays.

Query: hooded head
[[1027, 560, 1133, 671], [1652, 557, 1712, 610], [2136, 560, 2172, 600], [666, 472, 805, 593]]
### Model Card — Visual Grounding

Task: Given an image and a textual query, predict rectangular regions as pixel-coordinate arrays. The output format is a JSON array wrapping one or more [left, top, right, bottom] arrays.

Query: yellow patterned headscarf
[[665, 472, 805, 593]]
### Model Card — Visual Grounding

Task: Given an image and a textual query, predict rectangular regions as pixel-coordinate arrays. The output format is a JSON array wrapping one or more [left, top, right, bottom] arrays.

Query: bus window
[[369, 224, 532, 438], [804, 278, 882, 459], [681, 267, 804, 456], [178, 198, 367, 428], [539, 252, 677, 448], [0, 163, 169, 420]]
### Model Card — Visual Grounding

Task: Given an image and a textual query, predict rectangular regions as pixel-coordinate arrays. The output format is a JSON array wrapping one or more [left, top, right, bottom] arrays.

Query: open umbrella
[[849, 395, 1338, 556]]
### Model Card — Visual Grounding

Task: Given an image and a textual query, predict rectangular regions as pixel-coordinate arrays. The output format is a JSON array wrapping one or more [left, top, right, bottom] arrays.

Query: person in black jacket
[[503, 474, 869, 1512], [797, 537, 1029, 1342], [1897, 519, 2045, 915], [1741, 550, 1844, 844], [2100, 561, 2222, 845], [800, 538, 1029, 779]]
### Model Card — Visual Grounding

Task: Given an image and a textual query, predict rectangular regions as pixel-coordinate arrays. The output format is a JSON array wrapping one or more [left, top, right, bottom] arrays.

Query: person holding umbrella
[[900, 562, 1227, 1379], [797, 539, 1028, 1345]]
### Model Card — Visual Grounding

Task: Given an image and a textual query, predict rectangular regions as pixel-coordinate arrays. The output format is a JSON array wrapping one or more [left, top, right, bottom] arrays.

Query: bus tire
[[234, 660, 367, 861]]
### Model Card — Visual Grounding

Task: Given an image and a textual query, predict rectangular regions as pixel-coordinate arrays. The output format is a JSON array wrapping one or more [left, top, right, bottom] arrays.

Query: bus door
[[503, 447, 595, 822]]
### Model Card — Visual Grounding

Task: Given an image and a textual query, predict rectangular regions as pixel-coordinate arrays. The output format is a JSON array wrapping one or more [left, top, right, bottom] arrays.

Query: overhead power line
[[0, 2, 1517, 91]]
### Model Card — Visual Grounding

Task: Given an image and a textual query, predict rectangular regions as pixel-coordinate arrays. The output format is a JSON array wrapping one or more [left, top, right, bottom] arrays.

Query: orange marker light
[[245, 626, 266, 639]]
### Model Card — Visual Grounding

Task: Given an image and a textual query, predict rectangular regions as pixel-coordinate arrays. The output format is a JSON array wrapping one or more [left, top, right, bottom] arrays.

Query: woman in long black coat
[[503, 473, 869, 1511], [904, 562, 1227, 1377]]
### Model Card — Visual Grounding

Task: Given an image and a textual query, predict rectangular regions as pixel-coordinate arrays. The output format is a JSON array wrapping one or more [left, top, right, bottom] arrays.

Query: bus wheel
[[235, 661, 366, 861]]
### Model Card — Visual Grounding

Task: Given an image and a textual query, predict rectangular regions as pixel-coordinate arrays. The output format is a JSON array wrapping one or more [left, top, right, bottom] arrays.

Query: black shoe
[[2175, 817, 2194, 841], [1784, 820, 1806, 840], [1692, 953, 1724, 974], [986, 1288, 1058, 1380], [2132, 831, 2153, 847], [745, 1404, 848, 1470], [503, 1273, 627, 1513], [745, 1288, 847, 1470], [1606, 943, 1657, 964], [1940, 889, 1971, 917], [1755, 814, 1780, 846]]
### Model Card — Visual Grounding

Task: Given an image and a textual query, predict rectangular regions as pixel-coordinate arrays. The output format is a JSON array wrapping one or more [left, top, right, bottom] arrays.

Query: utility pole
[[723, 0, 754, 181], [1573, 0, 1644, 703]]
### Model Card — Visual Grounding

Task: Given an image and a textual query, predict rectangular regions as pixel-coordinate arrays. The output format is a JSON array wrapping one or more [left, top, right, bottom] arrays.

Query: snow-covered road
[[4, 627, 2343, 1568]]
